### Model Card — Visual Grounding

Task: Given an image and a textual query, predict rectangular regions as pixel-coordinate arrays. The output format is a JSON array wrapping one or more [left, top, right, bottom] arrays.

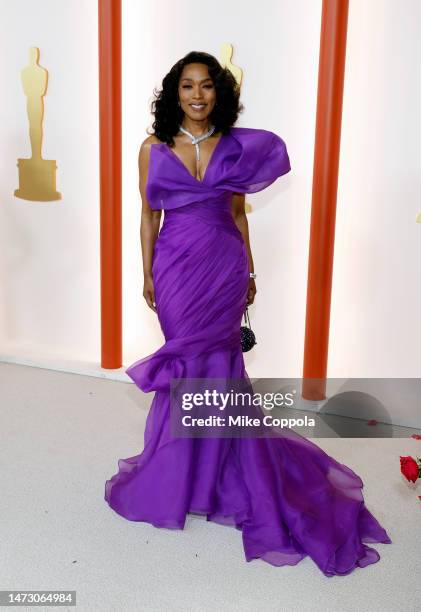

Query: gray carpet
[[0, 362, 420, 612]]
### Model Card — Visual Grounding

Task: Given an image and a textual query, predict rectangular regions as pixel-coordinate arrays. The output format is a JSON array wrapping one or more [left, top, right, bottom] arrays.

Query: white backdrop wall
[[0, 0, 100, 367], [330, 0, 421, 378], [1, 1, 420, 390]]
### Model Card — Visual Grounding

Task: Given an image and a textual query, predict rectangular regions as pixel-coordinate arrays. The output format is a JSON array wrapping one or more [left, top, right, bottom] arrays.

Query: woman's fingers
[[148, 293, 157, 313], [247, 282, 257, 305], [143, 288, 157, 313]]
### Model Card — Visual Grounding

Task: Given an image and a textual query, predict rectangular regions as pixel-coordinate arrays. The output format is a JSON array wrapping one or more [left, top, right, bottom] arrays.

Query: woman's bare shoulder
[[140, 134, 162, 149], [138, 135, 162, 169]]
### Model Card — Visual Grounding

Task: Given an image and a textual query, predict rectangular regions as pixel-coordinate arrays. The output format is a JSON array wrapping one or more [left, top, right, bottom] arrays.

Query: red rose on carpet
[[400, 456, 420, 483]]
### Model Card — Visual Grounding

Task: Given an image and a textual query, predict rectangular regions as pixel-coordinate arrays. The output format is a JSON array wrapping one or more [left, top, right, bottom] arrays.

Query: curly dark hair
[[149, 51, 244, 146]]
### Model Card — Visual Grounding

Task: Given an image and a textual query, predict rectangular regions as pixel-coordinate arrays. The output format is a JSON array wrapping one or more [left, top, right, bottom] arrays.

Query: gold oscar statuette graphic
[[220, 44, 252, 212], [220, 43, 243, 88], [14, 47, 61, 201]]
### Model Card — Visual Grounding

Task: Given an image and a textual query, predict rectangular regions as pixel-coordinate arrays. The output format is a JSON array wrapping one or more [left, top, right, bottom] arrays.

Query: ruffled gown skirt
[[105, 197, 392, 577]]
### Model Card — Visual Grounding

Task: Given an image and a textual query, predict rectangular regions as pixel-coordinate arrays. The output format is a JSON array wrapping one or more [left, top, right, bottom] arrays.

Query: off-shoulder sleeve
[[145, 127, 291, 210], [214, 127, 291, 194]]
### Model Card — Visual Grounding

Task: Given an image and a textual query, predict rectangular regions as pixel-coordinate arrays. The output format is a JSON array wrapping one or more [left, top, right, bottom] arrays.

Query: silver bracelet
[[249, 272, 257, 279]]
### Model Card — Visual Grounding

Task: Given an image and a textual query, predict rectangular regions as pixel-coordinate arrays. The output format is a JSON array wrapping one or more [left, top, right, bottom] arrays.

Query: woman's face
[[177, 63, 217, 122]]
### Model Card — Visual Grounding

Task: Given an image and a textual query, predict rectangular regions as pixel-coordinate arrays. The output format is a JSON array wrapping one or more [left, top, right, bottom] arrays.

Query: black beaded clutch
[[240, 306, 257, 352]]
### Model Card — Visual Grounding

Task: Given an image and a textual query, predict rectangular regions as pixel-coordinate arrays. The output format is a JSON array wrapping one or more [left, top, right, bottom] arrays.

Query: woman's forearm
[[140, 211, 161, 278], [233, 213, 254, 274]]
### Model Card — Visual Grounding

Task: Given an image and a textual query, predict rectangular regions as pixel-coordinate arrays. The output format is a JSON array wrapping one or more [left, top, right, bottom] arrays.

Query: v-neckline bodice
[[158, 131, 226, 184]]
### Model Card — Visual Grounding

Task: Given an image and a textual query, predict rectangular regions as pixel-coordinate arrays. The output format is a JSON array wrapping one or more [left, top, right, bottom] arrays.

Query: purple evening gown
[[104, 127, 392, 577]]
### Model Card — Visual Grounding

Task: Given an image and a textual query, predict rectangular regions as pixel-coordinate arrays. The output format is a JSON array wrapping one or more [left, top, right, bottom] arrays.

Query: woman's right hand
[[143, 274, 157, 313]]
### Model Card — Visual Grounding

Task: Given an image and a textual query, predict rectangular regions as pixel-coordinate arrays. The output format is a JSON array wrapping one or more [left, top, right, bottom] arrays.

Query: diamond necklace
[[178, 124, 216, 161]]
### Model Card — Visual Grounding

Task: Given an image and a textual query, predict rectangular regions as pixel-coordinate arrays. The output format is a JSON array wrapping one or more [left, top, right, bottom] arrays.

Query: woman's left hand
[[247, 278, 257, 306]]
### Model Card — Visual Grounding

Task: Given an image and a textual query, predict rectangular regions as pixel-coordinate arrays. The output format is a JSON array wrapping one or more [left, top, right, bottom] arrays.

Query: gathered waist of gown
[[162, 193, 238, 230]]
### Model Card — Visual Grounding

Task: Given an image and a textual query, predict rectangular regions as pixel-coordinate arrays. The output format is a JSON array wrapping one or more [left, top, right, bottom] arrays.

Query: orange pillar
[[302, 0, 349, 399], [98, 0, 122, 368]]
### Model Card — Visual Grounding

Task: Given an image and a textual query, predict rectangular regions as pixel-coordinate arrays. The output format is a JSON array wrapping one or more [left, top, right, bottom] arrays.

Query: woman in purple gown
[[105, 51, 392, 577]]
